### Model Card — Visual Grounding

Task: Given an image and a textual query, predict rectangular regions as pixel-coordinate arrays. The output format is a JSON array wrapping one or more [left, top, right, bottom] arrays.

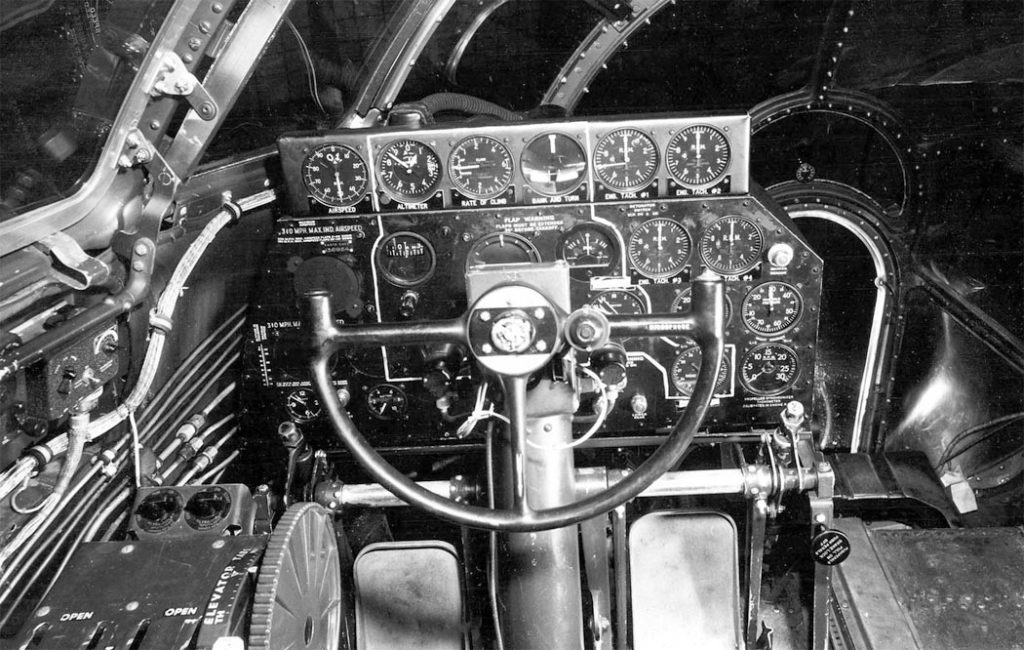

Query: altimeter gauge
[[378, 139, 443, 202]]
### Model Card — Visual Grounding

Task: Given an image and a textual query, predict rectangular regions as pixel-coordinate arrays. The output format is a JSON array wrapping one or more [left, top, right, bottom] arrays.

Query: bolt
[[126, 601, 139, 611], [133, 148, 151, 164], [818, 461, 831, 473], [36, 606, 51, 617], [174, 79, 191, 93], [212, 3, 223, 12], [198, 102, 215, 118], [212, 539, 225, 549], [815, 513, 827, 524], [132, 260, 145, 272], [182, 53, 194, 64], [479, 311, 491, 322], [533, 308, 545, 319], [199, 21, 211, 34], [134, 242, 148, 256], [535, 340, 548, 352], [121, 544, 135, 554], [481, 343, 493, 354], [126, 134, 140, 148], [188, 37, 201, 51]]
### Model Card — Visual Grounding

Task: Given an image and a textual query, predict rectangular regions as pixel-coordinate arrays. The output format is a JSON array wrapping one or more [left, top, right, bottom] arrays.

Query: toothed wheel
[[249, 502, 342, 650]]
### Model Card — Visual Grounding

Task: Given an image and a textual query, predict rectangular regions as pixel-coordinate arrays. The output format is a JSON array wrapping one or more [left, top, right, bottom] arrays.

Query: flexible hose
[[419, 93, 523, 121]]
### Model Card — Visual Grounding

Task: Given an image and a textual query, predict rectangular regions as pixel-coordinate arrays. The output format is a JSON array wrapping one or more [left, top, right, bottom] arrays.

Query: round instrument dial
[[285, 388, 322, 423], [302, 144, 368, 207], [466, 232, 541, 269], [558, 224, 618, 280], [627, 218, 691, 279], [589, 290, 647, 317], [740, 343, 800, 396], [593, 128, 659, 192], [667, 287, 732, 345], [377, 139, 442, 202], [666, 125, 731, 186], [699, 216, 763, 275], [521, 132, 587, 196], [376, 232, 436, 287], [670, 341, 731, 396], [741, 282, 802, 335], [366, 384, 407, 419], [449, 136, 514, 199]]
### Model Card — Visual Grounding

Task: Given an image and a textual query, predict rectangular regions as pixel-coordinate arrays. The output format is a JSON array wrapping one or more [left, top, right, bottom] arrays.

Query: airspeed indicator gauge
[[378, 139, 442, 202], [666, 125, 731, 186], [593, 128, 659, 192], [302, 144, 368, 207]]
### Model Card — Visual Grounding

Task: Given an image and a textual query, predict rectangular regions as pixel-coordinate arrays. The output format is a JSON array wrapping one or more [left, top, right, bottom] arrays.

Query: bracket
[[149, 50, 218, 120], [36, 231, 112, 290]]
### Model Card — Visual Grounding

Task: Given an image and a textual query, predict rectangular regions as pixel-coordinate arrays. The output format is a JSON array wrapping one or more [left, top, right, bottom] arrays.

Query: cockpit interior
[[1, 1, 1021, 648]]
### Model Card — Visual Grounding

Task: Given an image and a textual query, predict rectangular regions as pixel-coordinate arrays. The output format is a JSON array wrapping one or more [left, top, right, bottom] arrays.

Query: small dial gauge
[[449, 136, 514, 199], [699, 216, 763, 275], [285, 388, 322, 422], [521, 132, 588, 196], [628, 218, 691, 279], [589, 290, 647, 316], [593, 128, 659, 192], [466, 232, 541, 269], [670, 341, 731, 396], [666, 125, 731, 186], [302, 144, 369, 207], [742, 282, 803, 336], [366, 384, 407, 419], [558, 224, 619, 280], [740, 343, 799, 396], [670, 287, 733, 324], [377, 139, 442, 202], [376, 232, 436, 287]]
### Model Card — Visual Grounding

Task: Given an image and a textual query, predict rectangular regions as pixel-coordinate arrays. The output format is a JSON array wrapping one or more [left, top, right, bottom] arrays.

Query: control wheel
[[249, 503, 343, 650]]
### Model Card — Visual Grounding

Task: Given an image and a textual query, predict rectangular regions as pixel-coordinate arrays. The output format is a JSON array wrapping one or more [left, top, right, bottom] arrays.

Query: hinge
[[149, 50, 218, 120]]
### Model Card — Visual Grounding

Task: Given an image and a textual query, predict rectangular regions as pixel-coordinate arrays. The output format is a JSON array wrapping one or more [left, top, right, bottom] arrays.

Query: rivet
[[121, 544, 135, 554], [126, 601, 139, 611], [36, 606, 51, 617], [212, 539, 225, 549]]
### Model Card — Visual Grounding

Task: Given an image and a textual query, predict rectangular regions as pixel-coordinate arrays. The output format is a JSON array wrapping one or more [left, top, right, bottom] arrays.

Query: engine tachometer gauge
[[449, 135, 514, 199], [558, 224, 618, 280], [285, 388, 322, 422], [670, 341, 731, 396], [740, 343, 799, 396], [699, 215, 763, 275], [466, 232, 542, 269], [376, 232, 436, 286], [521, 132, 587, 196], [377, 139, 442, 202], [593, 128, 659, 192], [366, 384, 408, 419], [666, 125, 731, 186], [741, 282, 802, 335], [627, 217, 691, 279], [302, 144, 368, 207]]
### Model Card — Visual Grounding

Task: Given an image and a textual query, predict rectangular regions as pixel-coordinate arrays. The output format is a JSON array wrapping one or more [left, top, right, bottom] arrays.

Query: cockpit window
[[0, 0, 172, 219]]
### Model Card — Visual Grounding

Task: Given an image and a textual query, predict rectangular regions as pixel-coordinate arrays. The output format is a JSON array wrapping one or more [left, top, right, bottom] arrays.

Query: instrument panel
[[244, 114, 822, 451]]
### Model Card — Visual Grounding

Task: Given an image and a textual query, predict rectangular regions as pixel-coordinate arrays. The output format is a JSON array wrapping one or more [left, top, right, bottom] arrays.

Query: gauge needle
[[387, 152, 408, 167], [334, 172, 345, 198], [583, 233, 594, 255], [657, 222, 664, 251]]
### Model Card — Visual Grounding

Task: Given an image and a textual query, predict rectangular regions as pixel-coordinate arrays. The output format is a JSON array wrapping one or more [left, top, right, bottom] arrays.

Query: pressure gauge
[[670, 341, 731, 396], [377, 139, 442, 202], [627, 218, 691, 279], [466, 232, 542, 270], [699, 216, 763, 275], [741, 282, 802, 336], [366, 384, 407, 419], [666, 125, 731, 186], [302, 144, 368, 207], [593, 128, 659, 192], [588, 289, 647, 317], [558, 224, 619, 280], [449, 136, 514, 199], [376, 232, 436, 287], [740, 343, 799, 396]]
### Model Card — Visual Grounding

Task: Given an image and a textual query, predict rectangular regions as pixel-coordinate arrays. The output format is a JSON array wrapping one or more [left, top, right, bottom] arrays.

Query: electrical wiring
[[148, 350, 241, 451], [285, 18, 326, 114], [176, 427, 239, 485], [159, 403, 237, 463], [192, 449, 241, 484], [935, 411, 1024, 469], [527, 365, 617, 451]]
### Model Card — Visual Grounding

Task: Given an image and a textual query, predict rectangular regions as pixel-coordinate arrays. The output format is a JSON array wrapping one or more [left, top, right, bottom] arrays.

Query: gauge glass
[[466, 232, 541, 269], [627, 218, 691, 279], [285, 388, 322, 422], [741, 282, 802, 335], [376, 232, 436, 286], [366, 384, 407, 419], [593, 128, 659, 192], [449, 136, 514, 199], [521, 132, 587, 195], [558, 224, 618, 280], [666, 125, 731, 186], [302, 144, 368, 207], [377, 139, 443, 202], [670, 341, 731, 396], [589, 290, 646, 316], [740, 343, 799, 396], [699, 216, 763, 275]]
